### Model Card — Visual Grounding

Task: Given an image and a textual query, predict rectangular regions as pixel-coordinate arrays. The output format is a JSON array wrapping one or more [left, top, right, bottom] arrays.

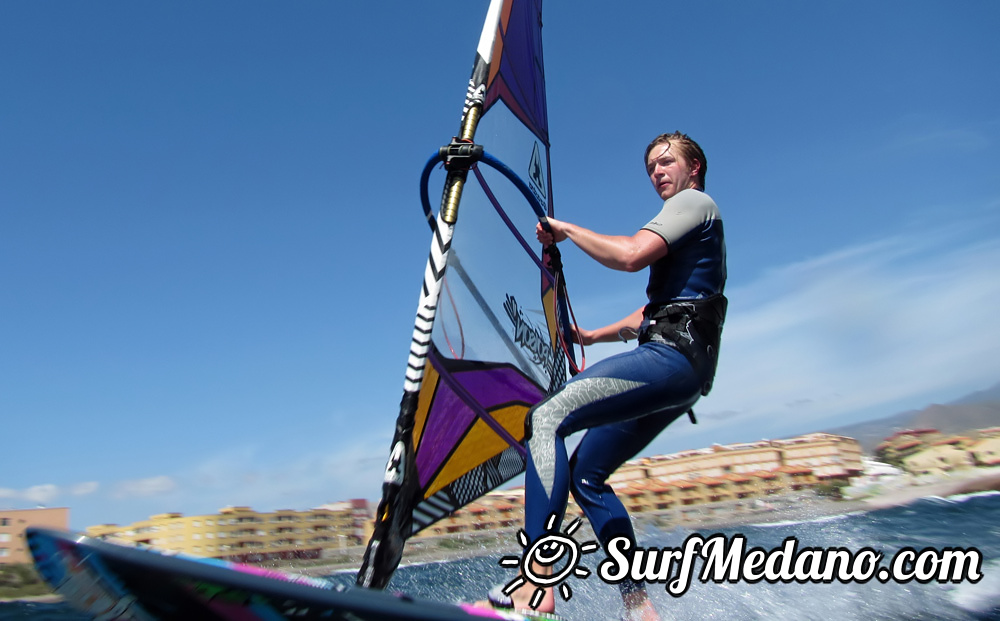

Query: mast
[[356, 0, 507, 590]]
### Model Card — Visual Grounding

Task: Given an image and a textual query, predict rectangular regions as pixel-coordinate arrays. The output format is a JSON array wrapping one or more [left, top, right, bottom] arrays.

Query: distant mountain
[[949, 381, 1000, 405], [823, 381, 1000, 453]]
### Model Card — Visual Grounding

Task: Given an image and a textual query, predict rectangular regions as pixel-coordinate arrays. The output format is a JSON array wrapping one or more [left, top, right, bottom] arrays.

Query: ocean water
[[4, 492, 1000, 620]]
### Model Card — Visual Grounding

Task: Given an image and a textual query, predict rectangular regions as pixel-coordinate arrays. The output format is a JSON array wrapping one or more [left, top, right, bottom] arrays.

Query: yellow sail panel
[[412, 361, 441, 449], [423, 404, 529, 498], [542, 288, 559, 353]]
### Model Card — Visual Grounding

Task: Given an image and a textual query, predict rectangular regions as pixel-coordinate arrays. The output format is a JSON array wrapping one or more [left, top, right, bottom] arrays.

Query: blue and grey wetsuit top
[[641, 188, 726, 305]]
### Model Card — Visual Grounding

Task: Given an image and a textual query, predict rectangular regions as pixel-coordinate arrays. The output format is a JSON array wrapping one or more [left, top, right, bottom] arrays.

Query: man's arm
[[575, 306, 645, 345], [537, 217, 667, 273]]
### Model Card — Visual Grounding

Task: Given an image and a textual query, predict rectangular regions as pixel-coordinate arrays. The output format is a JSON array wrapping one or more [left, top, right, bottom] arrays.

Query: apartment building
[[772, 433, 865, 478], [86, 501, 372, 564], [877, 427, 1000, 473], [0, 507, 69, 564], [636, 441, 785, 483], [420, 489, 525, 537], [876, 428, 943, 463], [611, 432, 861, 485], [902, 444, 975, 476], [970, 436, 1000, 466]]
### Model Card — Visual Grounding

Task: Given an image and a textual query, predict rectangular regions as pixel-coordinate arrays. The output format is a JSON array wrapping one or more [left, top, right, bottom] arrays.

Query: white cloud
[[57, 435, 397, 527], [0, 482, 96, 506], [112, 475, 177, 499], [23, 484, 60, 505], [71, 481, 100, 496], [875, 114, 993, 156], [146, 432, 391, 517], [883, 128, 990, 155], [697, 226, 1000, 437]]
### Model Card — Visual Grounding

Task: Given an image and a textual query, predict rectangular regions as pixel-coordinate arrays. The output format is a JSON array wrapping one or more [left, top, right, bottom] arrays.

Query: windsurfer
[[486, 132, 727, 620]]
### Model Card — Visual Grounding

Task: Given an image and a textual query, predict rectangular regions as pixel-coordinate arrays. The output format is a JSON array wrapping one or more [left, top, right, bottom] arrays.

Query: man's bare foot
[[510, 582, 554, 613], [474, 580, 555, 614], [623, 589, 660, 621]]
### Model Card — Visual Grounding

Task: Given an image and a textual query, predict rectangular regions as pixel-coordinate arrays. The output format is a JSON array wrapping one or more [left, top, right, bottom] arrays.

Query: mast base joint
[[440, 139, 484, 172]]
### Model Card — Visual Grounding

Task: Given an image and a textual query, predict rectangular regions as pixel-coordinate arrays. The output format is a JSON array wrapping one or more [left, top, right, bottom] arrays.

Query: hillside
[[824, 381, 1000, 453]]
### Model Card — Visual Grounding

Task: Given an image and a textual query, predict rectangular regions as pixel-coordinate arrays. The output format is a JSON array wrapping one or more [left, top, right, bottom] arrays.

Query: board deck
[[27, 528, 562, 621]]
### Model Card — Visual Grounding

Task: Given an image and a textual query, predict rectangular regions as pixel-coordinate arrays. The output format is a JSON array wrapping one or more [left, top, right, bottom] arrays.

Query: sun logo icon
[[498, 514, 600, 610]]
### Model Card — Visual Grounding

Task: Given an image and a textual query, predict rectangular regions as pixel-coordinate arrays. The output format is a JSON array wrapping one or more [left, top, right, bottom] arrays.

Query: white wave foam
[[948, 489, 1000, 503], [949, 558, 1000, 614], [915, 495, 954, 505], [750, 511, 866, 529]]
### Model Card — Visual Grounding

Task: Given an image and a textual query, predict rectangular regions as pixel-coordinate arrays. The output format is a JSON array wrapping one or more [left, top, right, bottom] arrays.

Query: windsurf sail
[[357, 0, 577, 589]]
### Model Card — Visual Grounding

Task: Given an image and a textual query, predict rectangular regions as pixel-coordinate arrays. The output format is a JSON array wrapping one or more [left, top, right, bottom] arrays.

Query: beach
[[862, 469, 1000, 509], [0, 594, 63, 604]]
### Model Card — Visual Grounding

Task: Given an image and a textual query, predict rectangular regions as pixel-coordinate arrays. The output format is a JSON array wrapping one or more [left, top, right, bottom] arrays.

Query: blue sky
[[2, 1, 998, 531]]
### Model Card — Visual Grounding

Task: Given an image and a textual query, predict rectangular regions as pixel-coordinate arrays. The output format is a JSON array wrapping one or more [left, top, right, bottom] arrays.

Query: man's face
[[646, 142, 697, 200]]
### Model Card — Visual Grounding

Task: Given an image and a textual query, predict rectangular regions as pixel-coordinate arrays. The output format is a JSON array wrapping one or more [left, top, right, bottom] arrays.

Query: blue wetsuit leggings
[[524, 341, 704, 594]]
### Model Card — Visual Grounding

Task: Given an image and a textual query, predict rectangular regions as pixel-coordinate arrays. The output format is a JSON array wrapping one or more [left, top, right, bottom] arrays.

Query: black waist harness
[[639, 293, 728, 396]]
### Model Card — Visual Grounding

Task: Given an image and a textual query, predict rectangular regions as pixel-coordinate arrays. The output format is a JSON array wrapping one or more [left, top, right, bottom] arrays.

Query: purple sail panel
[[455, 365, 545, 409], [415, 385, 475, 488], [414, 365, 544, 488], [484, 0, 548, 144]]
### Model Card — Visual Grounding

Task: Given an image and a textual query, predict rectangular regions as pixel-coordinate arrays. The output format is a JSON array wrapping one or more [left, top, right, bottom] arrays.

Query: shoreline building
[[0, 507, 70, 565], [86, 500, 372, 564], [877, 426, 1000, 474]]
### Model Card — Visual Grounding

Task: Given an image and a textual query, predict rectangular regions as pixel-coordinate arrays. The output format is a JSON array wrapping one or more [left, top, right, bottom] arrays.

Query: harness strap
[[639, 293, 728, 397]]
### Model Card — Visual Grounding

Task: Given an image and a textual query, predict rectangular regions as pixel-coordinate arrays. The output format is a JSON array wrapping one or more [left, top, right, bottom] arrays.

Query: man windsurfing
[[485, 131, 727, 621]]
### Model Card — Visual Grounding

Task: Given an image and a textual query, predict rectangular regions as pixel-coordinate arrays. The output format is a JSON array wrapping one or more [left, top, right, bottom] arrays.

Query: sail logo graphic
[[527, 142, 547, 208], [382, 441, 405, 485], [504, 294, 556, 378]]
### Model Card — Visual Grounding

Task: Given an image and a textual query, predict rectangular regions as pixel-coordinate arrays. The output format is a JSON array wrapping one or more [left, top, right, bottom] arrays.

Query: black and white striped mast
[[357, 0, 506, 590]]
